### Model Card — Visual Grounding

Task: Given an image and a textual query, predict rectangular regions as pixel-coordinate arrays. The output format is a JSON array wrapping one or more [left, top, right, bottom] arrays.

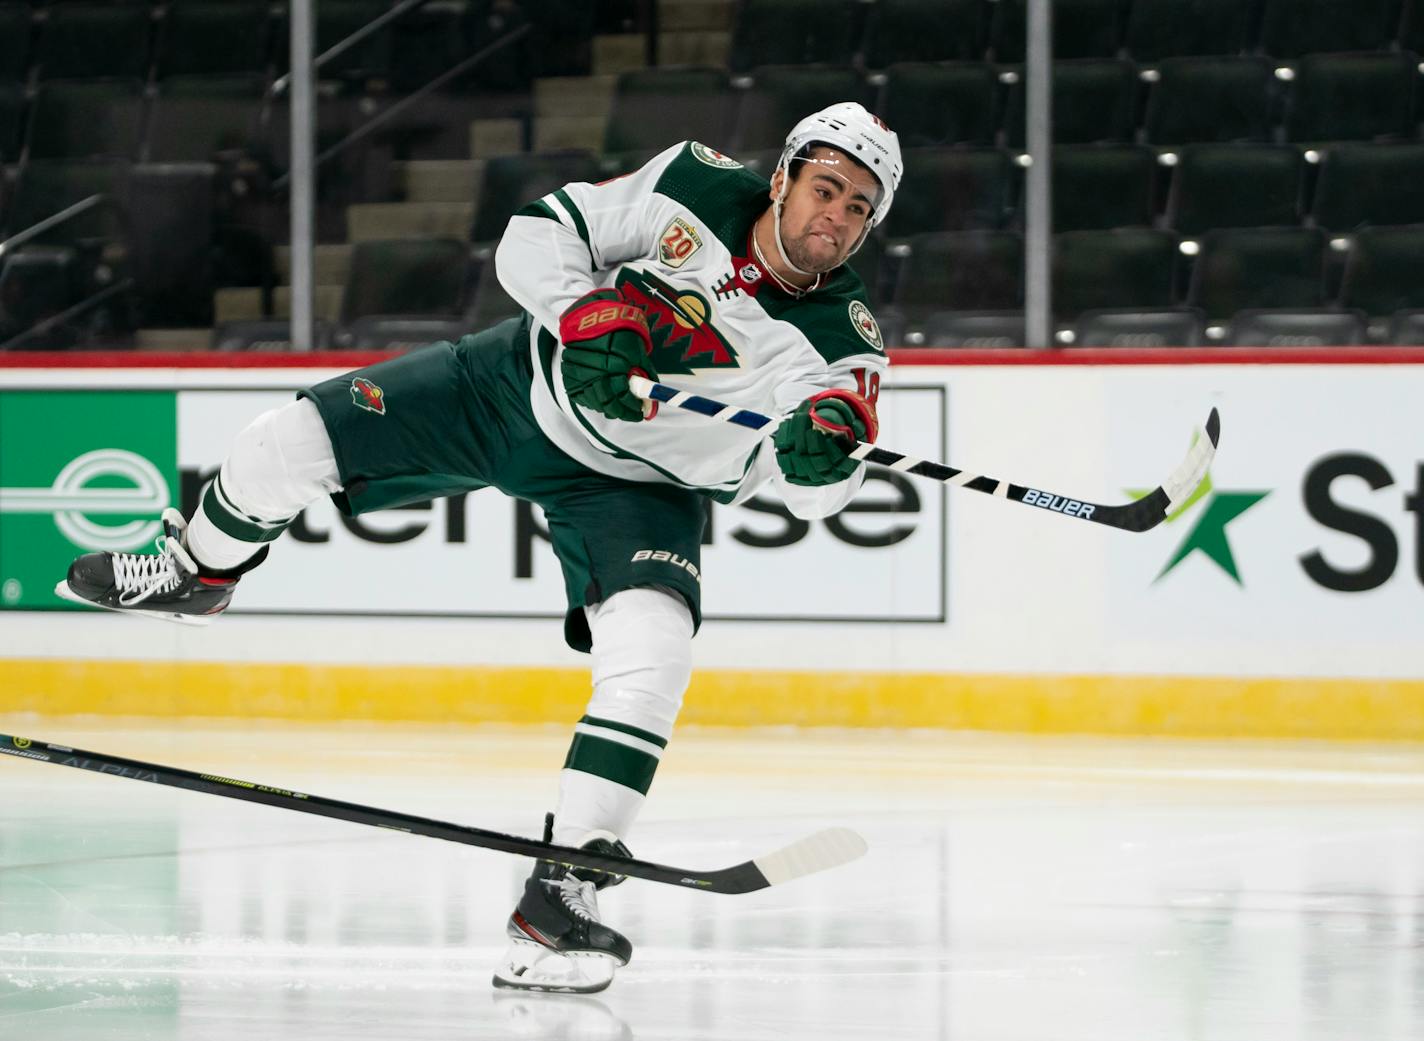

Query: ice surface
[[3, 719, 1424, 1040]]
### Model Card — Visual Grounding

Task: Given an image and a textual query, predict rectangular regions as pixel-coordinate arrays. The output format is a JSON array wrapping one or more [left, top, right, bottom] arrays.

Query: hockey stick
[[628, 376, 1220, 533], [0, 734, 865, 894]]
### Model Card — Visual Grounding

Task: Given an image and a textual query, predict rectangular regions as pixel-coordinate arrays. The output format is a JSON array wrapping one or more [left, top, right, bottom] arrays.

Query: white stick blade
[[752, 827, 868, 887], [1161, 421, 1219, 513]]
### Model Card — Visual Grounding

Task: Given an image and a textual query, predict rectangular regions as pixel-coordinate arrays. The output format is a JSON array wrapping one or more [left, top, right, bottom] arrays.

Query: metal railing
[[0, 193, 129, 351]]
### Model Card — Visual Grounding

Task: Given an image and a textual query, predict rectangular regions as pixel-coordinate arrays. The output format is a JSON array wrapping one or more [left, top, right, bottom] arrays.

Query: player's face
[[771, 148, 880, 272]]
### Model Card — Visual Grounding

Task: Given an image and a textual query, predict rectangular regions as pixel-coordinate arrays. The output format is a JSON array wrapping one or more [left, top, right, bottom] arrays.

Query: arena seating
[[4, 0, 1424, 349]]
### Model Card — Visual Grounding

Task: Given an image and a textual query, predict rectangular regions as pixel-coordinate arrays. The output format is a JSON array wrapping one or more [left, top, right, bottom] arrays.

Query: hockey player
[[58, 102, 902, 993]]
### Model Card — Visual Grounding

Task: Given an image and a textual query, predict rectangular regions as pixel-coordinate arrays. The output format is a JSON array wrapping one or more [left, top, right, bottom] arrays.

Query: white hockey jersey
[[495, 140, 889, 520]]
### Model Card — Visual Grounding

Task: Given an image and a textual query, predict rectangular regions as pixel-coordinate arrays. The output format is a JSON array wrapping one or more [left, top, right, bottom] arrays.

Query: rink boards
[[2, 348, 1422, 738]]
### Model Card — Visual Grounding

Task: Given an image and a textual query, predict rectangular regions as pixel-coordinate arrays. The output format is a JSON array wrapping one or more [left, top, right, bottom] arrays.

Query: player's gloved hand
[[773, 388, 879, 486], [559, 289, 659, 422]]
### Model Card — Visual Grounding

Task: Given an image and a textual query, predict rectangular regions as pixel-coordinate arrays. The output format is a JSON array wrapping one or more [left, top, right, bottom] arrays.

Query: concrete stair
[[345, 201, 475, 242], [214, 286, 346, 324], [659, 0, 736, 31], [469, 118, 524, 158], [275, 243, 355, 286], [396, 160, 484, 205], [593, 34, 645, 75], [658, 30, 732, 65]]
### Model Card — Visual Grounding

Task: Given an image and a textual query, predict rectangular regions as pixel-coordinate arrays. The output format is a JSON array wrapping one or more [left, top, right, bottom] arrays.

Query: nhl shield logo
[[350, 376, 387, 415]]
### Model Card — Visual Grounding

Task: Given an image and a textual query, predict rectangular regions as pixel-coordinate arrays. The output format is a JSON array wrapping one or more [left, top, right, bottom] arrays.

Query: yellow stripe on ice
[[4, 658, 1422, 740]]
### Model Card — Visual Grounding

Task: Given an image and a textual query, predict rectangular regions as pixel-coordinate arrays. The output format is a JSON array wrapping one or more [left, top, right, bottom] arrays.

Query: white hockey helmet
[[776, 101, 903, 229]]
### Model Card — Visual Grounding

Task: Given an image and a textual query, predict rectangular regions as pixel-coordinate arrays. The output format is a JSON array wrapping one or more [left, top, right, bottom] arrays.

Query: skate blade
[[492, 939, 619, 995], [53, 581, 214, 627]]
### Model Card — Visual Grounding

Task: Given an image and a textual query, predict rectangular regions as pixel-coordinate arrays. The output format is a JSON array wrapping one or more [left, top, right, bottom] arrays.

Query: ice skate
[[492, 820, 634, 995], [55, 508, 265, 625]]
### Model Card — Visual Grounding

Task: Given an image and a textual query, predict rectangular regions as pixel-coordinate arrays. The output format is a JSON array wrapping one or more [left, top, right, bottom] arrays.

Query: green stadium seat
[[1259, 0, 1401, 58], [1189, 227, 1327, 318], [1004, 59, 1139, 146], [891, 230, 1024, 315], [0, 4, 32, 82], [0, 82, 24, 163], [734, 66, 872, 151], [466, 253, 523, 328], [1225, 308, 1367, 346], [28, 79, 145, 160], [388, 0, 464, 93], [1388, 310, 1424, 344], [991, 0, 1124, 62], [146, 76, 266, 164], [883, 147, 1017, 238], [604, 68, 736, 161], [471, 150, 604, 244], [1311, 143, 1424, 230], [1404, 1, 1424, 53], [1123, 0, 1254, 61], [1072, 308, 1205, 346], [863, 0, 987, 67], [1340, 225, 1424, 317], [921, 311, 1026, 347], [341, 315, 472, 351], [1285, 52, 1418, 143], [879, 62, 1000, 147], [1166, 144, 1305, 235], [343, 238, 471, 324], [844, 231, 884, 306], [727, 0, 862, 73], [212, 319, 335, 351], [274, 0, 391, 88], [127, 162, 216, 327], [1051, 145, 1157, 231], [1143, 57, 1278, 144], [0, 246, 83, 349], [1053, 229, 1180, 318], [156, 2, 272, 80], [8, 158, 128, 247], [33, 3, 151, 80]]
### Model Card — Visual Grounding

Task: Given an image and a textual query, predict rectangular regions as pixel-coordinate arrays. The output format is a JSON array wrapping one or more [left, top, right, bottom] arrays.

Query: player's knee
[[587, 587, 694, 736], [223, 400, 337, 520]]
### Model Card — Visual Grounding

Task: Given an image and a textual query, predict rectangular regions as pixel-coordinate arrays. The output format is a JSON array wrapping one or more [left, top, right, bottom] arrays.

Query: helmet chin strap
[[770, 176, 816, 279], [769, 160, 875, 279]]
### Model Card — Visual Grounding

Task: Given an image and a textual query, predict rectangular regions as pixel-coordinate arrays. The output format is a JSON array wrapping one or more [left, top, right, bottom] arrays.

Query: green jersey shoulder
[[653, 142, 769, 254], [760, 265, 886, 365]]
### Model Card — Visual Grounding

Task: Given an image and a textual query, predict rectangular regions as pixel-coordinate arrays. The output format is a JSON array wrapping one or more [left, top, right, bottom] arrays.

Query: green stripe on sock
[[201, 477, 289, 545], [579, 714, 668, 749], [564, 733, 660, 795]]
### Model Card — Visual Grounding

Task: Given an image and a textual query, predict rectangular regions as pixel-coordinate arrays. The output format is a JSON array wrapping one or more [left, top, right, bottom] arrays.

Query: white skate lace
[[113, 534, 197, 606], [556, 875, 601, 923]]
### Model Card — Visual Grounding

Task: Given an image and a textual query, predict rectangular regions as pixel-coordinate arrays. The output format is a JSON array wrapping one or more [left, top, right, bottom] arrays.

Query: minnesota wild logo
[[614, 269, 740, 376], [350, 376, 387, 415]]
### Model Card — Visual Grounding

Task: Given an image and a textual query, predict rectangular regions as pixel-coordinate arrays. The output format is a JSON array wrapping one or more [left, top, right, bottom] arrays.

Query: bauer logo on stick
[[350, 377, 387, 415]]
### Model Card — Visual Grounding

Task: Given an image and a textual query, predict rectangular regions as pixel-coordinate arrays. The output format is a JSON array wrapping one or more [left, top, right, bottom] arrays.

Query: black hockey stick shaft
[[629, 376, 1221, 533], [0, 735, 864, 894]]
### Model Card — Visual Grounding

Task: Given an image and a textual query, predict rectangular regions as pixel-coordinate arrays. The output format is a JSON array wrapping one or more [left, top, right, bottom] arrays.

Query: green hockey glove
[[773, 388, 879, 487], [559, 289, 659, 422]]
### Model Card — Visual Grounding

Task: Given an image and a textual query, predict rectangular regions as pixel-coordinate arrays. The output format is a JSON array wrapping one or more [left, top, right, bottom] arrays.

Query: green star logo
[[1127, 475, 1270, 586]]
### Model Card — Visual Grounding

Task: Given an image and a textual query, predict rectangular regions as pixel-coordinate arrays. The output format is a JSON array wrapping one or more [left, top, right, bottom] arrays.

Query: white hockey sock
[[553, 587, 693, 847], [186, 398, 341, 571]]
